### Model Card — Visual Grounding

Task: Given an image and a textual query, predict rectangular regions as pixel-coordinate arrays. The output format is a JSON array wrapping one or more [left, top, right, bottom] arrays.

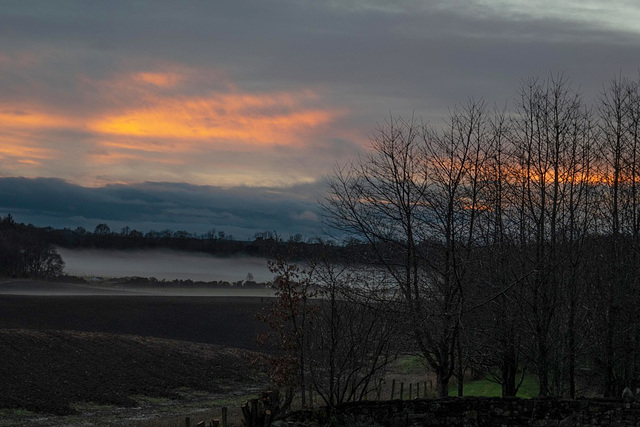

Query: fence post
[[409, 383, 412, 400], [221, 406, 228, 427], [391, 379, 396, 399], [376, 378, 383, 400], [400, 382, 404, 400], [185, 417, 191, 427]]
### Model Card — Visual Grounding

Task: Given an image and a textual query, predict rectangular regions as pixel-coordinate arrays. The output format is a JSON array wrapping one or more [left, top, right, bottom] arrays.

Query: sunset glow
[[90, 94, 338, 146], [133, 72, 183, 88], [0, 72, 343, 187], [0, 106, 77, 130], [0, 1, 637, 237]]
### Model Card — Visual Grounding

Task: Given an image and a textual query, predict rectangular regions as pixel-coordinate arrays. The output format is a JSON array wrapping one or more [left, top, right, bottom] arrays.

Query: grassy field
[[389, 354, 539, 399], [450, 375, 539, 398]]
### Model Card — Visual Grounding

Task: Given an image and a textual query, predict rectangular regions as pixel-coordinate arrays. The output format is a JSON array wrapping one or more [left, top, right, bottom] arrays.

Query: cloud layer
[[0, 177, 323, 240], [1, 1, 639, 234]]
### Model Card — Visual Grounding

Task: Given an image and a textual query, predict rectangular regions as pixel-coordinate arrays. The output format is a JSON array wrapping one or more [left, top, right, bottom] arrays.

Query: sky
[[1, 0, 639, 240]]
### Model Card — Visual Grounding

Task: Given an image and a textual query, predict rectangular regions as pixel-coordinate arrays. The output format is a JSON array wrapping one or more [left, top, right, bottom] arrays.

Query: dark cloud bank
[[0, 177, 324, 240]]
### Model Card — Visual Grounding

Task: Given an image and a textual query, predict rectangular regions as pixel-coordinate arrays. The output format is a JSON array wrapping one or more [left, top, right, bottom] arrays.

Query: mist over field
[[56, 248, 273, 283]]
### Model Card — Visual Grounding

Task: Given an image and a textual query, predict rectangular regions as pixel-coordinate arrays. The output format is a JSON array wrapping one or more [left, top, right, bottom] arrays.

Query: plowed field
[[0, 283, 272, 425], [0, 329, 261, 415]]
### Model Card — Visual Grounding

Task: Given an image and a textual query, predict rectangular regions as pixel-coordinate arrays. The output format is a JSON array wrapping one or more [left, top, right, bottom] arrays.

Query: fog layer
[[56, 248, 272, 283]]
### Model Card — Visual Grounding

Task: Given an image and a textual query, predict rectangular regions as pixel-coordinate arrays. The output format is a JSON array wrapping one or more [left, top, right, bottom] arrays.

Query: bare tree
[[257, 260, 317, 408], [509, 74, 593, 396], [306, 260, 398, 406], [323, 105, 493, 396], [464, 106, 529, 397], [320, 72, 640, 399], [0, 229, 65, 279], [258, 255, 399, 410], [593, 73, 640, 396]]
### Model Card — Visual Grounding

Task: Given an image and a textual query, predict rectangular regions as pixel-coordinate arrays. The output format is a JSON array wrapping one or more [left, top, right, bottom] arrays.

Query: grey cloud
[[3, 0, 638, 118], [0, 178, 325, 240], [1, 0, 639, 234]]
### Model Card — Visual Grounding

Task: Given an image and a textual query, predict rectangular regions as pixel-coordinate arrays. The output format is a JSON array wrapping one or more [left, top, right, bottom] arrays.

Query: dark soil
[[0, 295, 269, 350], [0, 329, 264, 416], [0, 294, 273, 417]]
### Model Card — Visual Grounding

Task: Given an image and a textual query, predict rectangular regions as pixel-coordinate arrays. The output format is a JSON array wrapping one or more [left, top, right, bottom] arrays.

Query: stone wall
[[282, 396, 640, 426]]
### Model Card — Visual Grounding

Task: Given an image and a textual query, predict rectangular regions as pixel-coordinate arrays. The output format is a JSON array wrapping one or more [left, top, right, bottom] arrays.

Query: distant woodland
[[0, 213, 338, 269]]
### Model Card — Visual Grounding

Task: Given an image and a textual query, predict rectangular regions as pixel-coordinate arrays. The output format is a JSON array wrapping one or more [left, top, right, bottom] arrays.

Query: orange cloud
[[99, 138, 182, 153], [89, 92, 339, 147], [0, 104, 77, 168], [0, 68, 348, 187], [0, 105, 77, 129], [90, 145, 185, 165], [133, 72, 182, 87], [0, 134, 54, 170], [16, 159, 42, 166], [0, 143, 51, 159]]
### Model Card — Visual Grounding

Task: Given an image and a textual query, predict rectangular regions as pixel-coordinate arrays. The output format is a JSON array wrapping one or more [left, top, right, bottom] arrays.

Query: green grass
[[450, 375, 539, 398], [391, 354, 540, 399], [392, 354, 427, 375]]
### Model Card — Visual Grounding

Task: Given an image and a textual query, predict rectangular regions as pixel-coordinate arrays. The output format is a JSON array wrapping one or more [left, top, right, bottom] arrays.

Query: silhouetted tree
[[0, 223, 64, 279], [257, 260, 317, 408], [93, 223, 111, 235]]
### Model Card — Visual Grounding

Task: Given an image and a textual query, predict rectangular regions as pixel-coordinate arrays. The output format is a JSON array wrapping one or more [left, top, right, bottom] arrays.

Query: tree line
[[54, 223, 303, 256], [0, 218, 329, 262], [0, 214, 64, 278], [260, 73, 640, 406]]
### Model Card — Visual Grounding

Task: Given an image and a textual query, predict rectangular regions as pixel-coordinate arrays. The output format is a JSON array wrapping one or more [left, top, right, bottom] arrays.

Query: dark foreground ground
[[0, 329, 263, 416], [0, 282, 273, 424], [0, 293, 269, 351]]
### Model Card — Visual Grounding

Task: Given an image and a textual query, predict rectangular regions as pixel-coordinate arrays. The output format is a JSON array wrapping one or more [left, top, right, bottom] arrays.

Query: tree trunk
[[437, 372, 450, 397], [457, 338, 464, 397], [538, 338, 549, 396], [502, 339, 518, 397], [568, 292, 576, 398], [604, 303, 615, 397]]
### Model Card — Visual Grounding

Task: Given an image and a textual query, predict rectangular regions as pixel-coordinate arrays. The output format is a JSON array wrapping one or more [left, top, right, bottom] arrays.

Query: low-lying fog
[[0, 280, 275, 296], [56, 248, 273, 283]]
